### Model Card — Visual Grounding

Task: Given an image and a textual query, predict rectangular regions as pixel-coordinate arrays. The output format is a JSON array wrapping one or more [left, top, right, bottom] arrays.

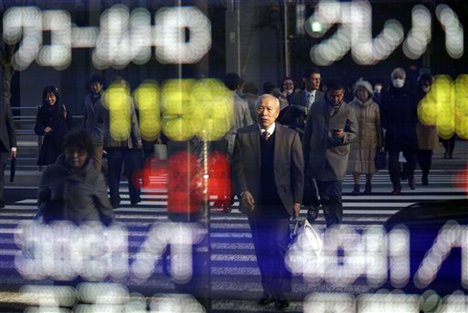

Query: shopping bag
[[154, 144, 167, 160], [290, 219, 323, 256], [286, 219, 323, 274], [301, 219, 323, 256]]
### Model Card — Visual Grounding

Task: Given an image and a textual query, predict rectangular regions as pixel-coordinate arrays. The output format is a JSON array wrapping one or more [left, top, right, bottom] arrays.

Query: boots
[[364, 182, 372, 194], [352, 184, 360, 195], [422, 173, 429, 185]]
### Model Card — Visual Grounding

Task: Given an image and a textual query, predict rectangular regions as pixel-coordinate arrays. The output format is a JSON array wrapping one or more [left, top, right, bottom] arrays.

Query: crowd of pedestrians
[[26, 67, 447, 212], [239, 67, 446, 197], [231, 67, 453, 307], [0, 66, 456, 308]]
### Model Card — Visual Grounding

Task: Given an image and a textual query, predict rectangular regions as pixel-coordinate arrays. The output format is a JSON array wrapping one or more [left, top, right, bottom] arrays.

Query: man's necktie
[[309, 92, 315, 106], [262, 131, 270, 140]]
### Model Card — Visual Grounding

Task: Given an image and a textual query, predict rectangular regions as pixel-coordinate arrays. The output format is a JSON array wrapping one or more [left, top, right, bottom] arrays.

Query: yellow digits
[[418, 75, 468, 140], [104, 81, 132, 141], [134, 81, 161, 142]]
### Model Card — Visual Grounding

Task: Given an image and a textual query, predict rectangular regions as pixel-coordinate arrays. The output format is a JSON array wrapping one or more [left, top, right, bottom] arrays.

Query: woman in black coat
[[34, 86, 73, 166]]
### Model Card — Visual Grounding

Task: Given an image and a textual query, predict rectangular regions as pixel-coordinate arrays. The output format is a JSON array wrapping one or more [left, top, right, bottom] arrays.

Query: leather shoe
[[390, 186, 401, 195], [275, 298, 289, 309], [351, 184, 360, 195], [306, 206, 318, 223], [258, 296, 275, 306], [131, 198, 141, 206], [111, 198, 121, 208], [364, 183, 372, 194]]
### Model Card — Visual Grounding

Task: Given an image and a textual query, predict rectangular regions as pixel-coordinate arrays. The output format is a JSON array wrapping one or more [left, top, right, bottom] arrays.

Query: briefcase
[[10, 156, 16, 182], [375, 150, 387, 170]]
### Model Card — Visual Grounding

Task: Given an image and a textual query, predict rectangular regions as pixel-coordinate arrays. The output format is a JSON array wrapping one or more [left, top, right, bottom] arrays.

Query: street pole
[[283, 0, 291, 77], [226, 0, 241, 74]]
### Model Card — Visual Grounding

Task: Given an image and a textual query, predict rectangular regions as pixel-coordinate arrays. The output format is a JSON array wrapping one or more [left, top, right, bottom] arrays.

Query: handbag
[[375, 149, 387, 170]]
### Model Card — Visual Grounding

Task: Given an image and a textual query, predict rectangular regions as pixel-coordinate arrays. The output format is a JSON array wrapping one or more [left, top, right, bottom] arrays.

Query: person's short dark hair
[[243, 81, 258, 95], [282, 76, 295, 85], [90, 75, 105, 86], [263, 81, 276, 94], [373, 79, 383, 86], [418, 73, 433, 85], [62, 129, 95, 158], [326, 81, 345, 93], [42, 85, 60, 106], [303, 68, 321, 79], [224, 73, 242, 91]]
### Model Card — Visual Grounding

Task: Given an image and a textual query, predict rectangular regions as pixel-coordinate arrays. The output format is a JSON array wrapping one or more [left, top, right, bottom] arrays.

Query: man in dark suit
[[302, 82, 358, 226], [289, 68, 324, 135], [289, 69, 325, 220], [232, 94, 304, 308], [0, 101, 17, 209]]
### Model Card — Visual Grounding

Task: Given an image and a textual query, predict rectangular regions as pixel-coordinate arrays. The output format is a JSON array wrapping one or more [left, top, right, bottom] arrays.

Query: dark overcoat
[[380, 86, 418, 152], [0, 102, 17, 152], [34, 104, 73, 165], [37, 155, 115, 225]]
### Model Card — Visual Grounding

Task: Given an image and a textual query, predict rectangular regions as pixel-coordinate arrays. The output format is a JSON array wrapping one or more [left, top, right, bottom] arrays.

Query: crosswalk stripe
[[0, 168, 465, 312]]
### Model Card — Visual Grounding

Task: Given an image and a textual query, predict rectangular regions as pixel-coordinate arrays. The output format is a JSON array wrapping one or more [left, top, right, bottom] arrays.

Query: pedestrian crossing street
[[0, 169, 466, 312]]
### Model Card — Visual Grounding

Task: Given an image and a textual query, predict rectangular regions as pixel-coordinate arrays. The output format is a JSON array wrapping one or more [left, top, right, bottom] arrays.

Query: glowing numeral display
[[418, 75, 468, 140], [20, 285, 206, 313], [106, 78, 233, 142], [306, 0, 464, 65], [2, 5, 211, 70], [286, 222, 468, 289]]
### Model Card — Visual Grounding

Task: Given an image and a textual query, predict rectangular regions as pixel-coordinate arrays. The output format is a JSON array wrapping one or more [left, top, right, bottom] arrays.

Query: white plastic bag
[[300, 219, 323, 256], [286, 219, 323, 274]]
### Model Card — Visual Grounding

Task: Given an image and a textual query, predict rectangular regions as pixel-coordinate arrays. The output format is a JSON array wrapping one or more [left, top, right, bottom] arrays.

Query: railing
[[12, 106, 38, 136], [12, 106, 83, 149]]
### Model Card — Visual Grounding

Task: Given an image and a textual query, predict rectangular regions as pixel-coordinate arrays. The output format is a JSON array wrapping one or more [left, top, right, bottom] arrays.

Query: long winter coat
[[347, 97, 382, 174], [416, 91, 439, 151], [34, 104, 73, 165], [303, 99, 358, 181], [380, 86, 418, 152], [81, 92, 103, 146], [37, 155, 115, 225], [94, 97, 142, 149]]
